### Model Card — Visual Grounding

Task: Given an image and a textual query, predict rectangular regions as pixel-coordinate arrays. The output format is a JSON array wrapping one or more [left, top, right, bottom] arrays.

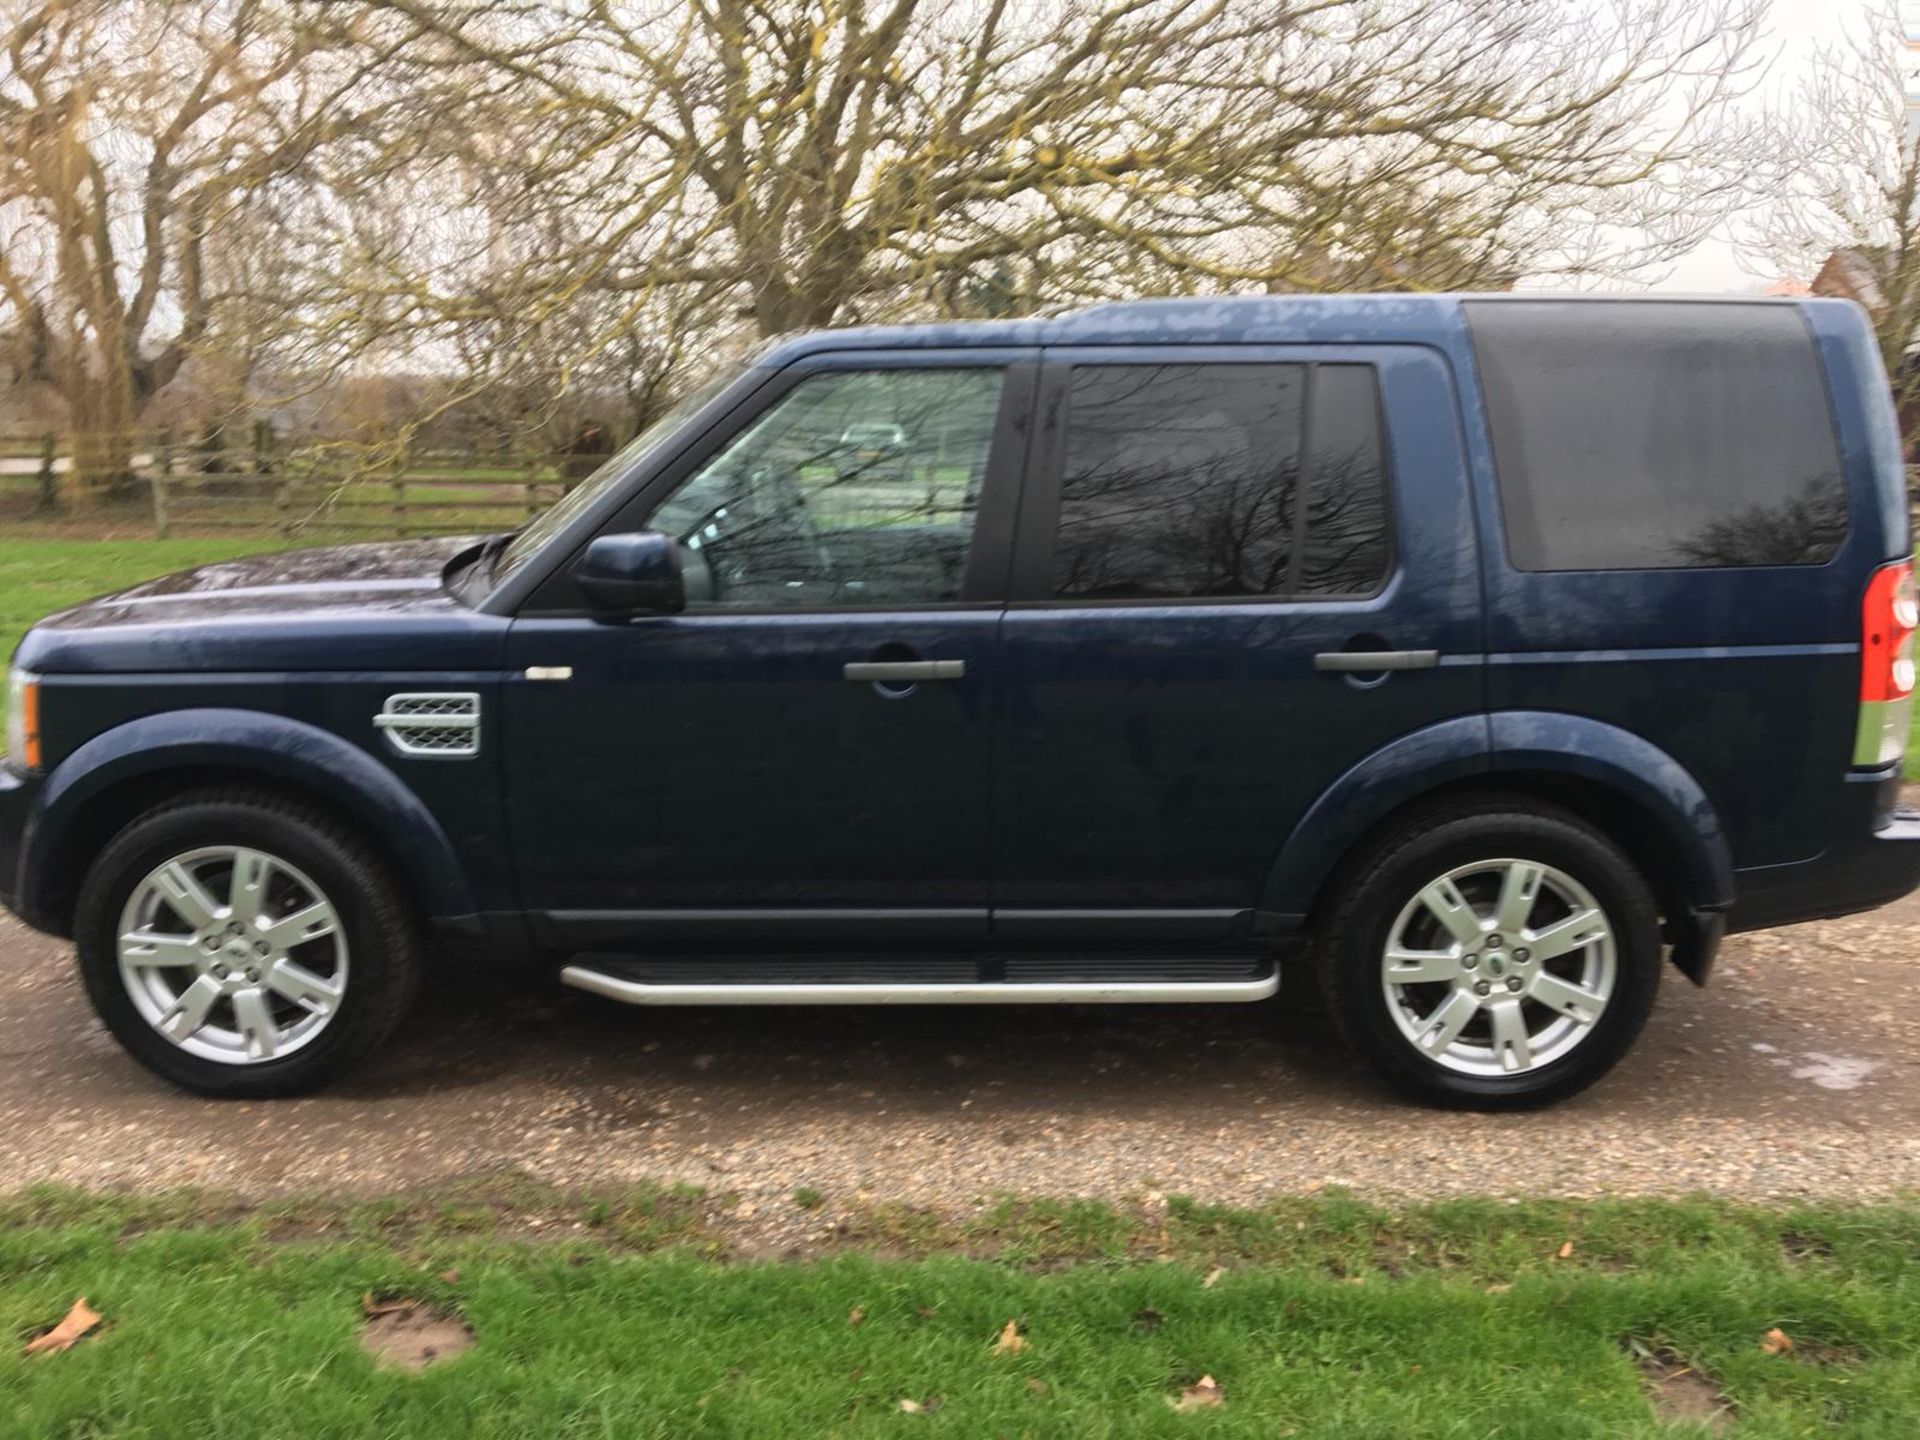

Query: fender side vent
[[375, 692, 480, 759]]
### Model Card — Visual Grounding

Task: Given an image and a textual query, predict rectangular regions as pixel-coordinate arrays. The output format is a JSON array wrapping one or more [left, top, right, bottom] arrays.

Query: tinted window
[[1051, 363, 1390, 600], [652, 368, 1004, 606], [1299, 365, 1392, 595], [1467, 301, 1847, 570]]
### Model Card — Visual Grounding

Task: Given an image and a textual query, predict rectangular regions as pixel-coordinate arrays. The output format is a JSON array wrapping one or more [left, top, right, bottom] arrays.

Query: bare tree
[[364, 0, 1763, 340], [0, 0, 405, 494], [1747, 1, 1920, 442]]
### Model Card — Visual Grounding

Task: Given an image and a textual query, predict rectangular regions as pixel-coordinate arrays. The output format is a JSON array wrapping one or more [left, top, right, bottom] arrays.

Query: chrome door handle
[[1313, 650, 1439, 672], [843, 660, 966, 682]]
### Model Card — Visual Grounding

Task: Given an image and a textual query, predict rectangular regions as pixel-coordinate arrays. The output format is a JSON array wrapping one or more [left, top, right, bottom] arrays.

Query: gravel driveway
[[2, 890, 1917, 1221]]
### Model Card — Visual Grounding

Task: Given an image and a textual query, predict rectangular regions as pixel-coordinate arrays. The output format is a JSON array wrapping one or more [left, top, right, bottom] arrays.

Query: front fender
[[1258, 710, 1734, 921], [21, 707, 476, 930]]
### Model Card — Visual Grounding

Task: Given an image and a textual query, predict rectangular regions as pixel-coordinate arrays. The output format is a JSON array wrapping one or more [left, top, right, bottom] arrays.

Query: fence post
[[35, 432, 56, 512], [391, 459, 408, 539], [150, 468, 171, 539], [526, 453, 541, 519]]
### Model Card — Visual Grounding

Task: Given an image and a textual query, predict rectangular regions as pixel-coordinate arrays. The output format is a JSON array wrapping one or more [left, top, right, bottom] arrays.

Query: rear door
[[990, 345, 1482, 939]]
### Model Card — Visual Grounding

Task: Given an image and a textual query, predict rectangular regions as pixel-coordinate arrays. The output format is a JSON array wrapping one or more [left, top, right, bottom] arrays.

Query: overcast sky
[[1652, 0, 1881, 291]]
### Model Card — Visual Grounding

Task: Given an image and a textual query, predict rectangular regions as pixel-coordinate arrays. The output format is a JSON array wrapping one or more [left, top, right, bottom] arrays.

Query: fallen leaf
[[1026, 1377, 1050, 1396], [1485, 1282, 1512, 1295], [993, 1319, 1028, 1355], [1202, 1266, 1226, 1288], [1174, 1374, 1225, 1411], [23, 1298, 101, 1357], [1557, 1240, 1575, 1260], [440, 1269, 461, 1286], [1132, 1307, 1165, 1333], [361, 1292, 419, 1320], [1761, 1327, 1794, 1356], [848, 1306, 866, 1327], [916, 1306, 939, 1320], [898, 1395, 942, 1414]]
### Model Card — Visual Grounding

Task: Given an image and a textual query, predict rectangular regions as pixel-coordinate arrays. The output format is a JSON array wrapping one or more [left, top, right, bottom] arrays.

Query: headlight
[[5, 668, 40, 773]]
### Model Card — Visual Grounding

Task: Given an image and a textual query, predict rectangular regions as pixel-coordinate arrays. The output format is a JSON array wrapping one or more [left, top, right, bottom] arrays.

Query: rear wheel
[[1316, 801, 1661, 1109], [74, 791, 422, 1097]]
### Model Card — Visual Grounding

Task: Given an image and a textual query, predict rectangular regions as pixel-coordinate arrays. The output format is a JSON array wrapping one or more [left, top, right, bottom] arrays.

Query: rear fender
[[1258, 710, 1734, 923]]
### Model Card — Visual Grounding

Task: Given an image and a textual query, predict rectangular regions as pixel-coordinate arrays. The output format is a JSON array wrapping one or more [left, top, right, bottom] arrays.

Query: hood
[[16, 537, 506, 675], [79, 536, 478, 613]]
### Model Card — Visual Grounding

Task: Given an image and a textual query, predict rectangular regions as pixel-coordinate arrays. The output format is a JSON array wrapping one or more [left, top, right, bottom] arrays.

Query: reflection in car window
[[1051, 363, 1390, 600], [652, 368, 1005, 608], [1299, 365, 1392, 595]]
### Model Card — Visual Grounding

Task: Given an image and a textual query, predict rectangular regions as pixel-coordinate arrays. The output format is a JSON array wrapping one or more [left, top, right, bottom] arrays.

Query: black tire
[[74, 789, 423, 1098], [1314, 799, 1661, 1109]]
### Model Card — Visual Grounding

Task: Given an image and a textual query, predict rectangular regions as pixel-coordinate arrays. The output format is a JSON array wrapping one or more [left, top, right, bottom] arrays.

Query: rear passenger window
[[1466, 301, 1848, 570], [1050, 362, 1391, 600], [1299, 365, 1392, 596]]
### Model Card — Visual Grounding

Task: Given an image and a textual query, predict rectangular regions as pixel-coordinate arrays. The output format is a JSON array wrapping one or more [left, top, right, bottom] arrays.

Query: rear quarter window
[[1464, 301, 1847, 570]]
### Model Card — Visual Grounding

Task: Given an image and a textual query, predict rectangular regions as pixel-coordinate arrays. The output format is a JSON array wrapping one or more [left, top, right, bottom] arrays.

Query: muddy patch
[[360, 1296, 474, 1372], [1779, 1230, 1835, 1262], [1628, 1341, 1731, 1432]]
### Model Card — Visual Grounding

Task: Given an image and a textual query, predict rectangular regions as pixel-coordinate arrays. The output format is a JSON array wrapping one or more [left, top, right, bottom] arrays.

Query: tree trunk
[[64, 374, 141, 505]]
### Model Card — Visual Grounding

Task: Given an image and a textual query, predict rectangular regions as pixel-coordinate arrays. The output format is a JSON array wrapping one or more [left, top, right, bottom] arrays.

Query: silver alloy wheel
[[116, 846, 348, 1066], [1380, 857, 1616, 1078]]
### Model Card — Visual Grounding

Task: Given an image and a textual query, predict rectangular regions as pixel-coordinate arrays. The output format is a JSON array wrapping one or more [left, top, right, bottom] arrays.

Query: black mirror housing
[[576, 532, 686, 613]]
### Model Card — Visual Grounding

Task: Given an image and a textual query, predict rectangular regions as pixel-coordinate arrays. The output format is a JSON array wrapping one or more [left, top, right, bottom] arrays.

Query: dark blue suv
[[3, 295, 1916, 1108]]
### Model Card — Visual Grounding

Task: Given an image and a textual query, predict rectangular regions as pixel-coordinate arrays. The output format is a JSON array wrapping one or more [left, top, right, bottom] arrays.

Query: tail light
[[1856, 559, 1917, 766]]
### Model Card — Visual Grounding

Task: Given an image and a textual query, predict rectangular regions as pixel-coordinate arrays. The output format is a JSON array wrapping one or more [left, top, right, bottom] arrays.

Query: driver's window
[[653, 367, 1006, 608]]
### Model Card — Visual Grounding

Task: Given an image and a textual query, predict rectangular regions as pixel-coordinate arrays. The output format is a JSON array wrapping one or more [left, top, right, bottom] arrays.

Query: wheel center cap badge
[[1486, 953, 1505, 976]]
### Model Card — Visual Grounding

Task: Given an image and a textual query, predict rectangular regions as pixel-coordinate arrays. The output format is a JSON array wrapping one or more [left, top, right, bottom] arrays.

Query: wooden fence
[[0, 429, 587, 540]]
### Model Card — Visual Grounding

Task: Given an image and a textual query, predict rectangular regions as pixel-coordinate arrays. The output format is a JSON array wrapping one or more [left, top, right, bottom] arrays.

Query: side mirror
[[575, 531, 686, 613]]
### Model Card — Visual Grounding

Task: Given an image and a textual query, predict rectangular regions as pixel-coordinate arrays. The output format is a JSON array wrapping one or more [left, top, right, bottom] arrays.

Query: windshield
[[493, 363, 746, 582]]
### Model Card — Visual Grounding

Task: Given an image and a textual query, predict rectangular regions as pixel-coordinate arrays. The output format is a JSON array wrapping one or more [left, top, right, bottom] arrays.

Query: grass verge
[[2, 1183, 1918, 1436]]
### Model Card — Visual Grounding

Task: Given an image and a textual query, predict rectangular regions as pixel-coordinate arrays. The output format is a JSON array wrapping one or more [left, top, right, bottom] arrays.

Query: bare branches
[[0, 0, 410, 486], [1744, 1, 1920, 433], [358, 0, 1762, 339], [0, 0, 1770, 475]]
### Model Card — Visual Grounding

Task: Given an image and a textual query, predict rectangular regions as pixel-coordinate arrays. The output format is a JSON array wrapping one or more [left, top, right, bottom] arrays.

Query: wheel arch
[[1260, 711, 1735, 938], [21, 709, 476, 938]]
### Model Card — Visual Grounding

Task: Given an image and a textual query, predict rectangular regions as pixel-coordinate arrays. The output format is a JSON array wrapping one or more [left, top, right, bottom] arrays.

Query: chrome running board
[[559, 965, 1278, 1007]]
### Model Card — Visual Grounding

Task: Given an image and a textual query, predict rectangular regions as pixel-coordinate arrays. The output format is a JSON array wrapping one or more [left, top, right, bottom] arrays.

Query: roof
[[751, 292, 1834, 367]]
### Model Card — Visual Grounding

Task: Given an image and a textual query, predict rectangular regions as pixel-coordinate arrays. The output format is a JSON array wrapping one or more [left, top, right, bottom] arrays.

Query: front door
[[504, 355, 1036, 946], [992, 345, 1482, 939]]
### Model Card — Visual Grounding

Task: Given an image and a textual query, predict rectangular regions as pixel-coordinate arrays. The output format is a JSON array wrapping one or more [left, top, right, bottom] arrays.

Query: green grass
[[2, 1185, 1920, 1437]]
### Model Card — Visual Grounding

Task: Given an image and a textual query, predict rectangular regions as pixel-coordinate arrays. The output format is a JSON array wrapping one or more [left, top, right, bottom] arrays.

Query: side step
[[560, 955, 1279, 1007]]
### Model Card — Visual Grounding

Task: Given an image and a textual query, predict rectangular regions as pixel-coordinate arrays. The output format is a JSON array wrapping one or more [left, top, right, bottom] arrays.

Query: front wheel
[[1315, 802, 1662, 1109], [74, 790, 423, 1098]]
